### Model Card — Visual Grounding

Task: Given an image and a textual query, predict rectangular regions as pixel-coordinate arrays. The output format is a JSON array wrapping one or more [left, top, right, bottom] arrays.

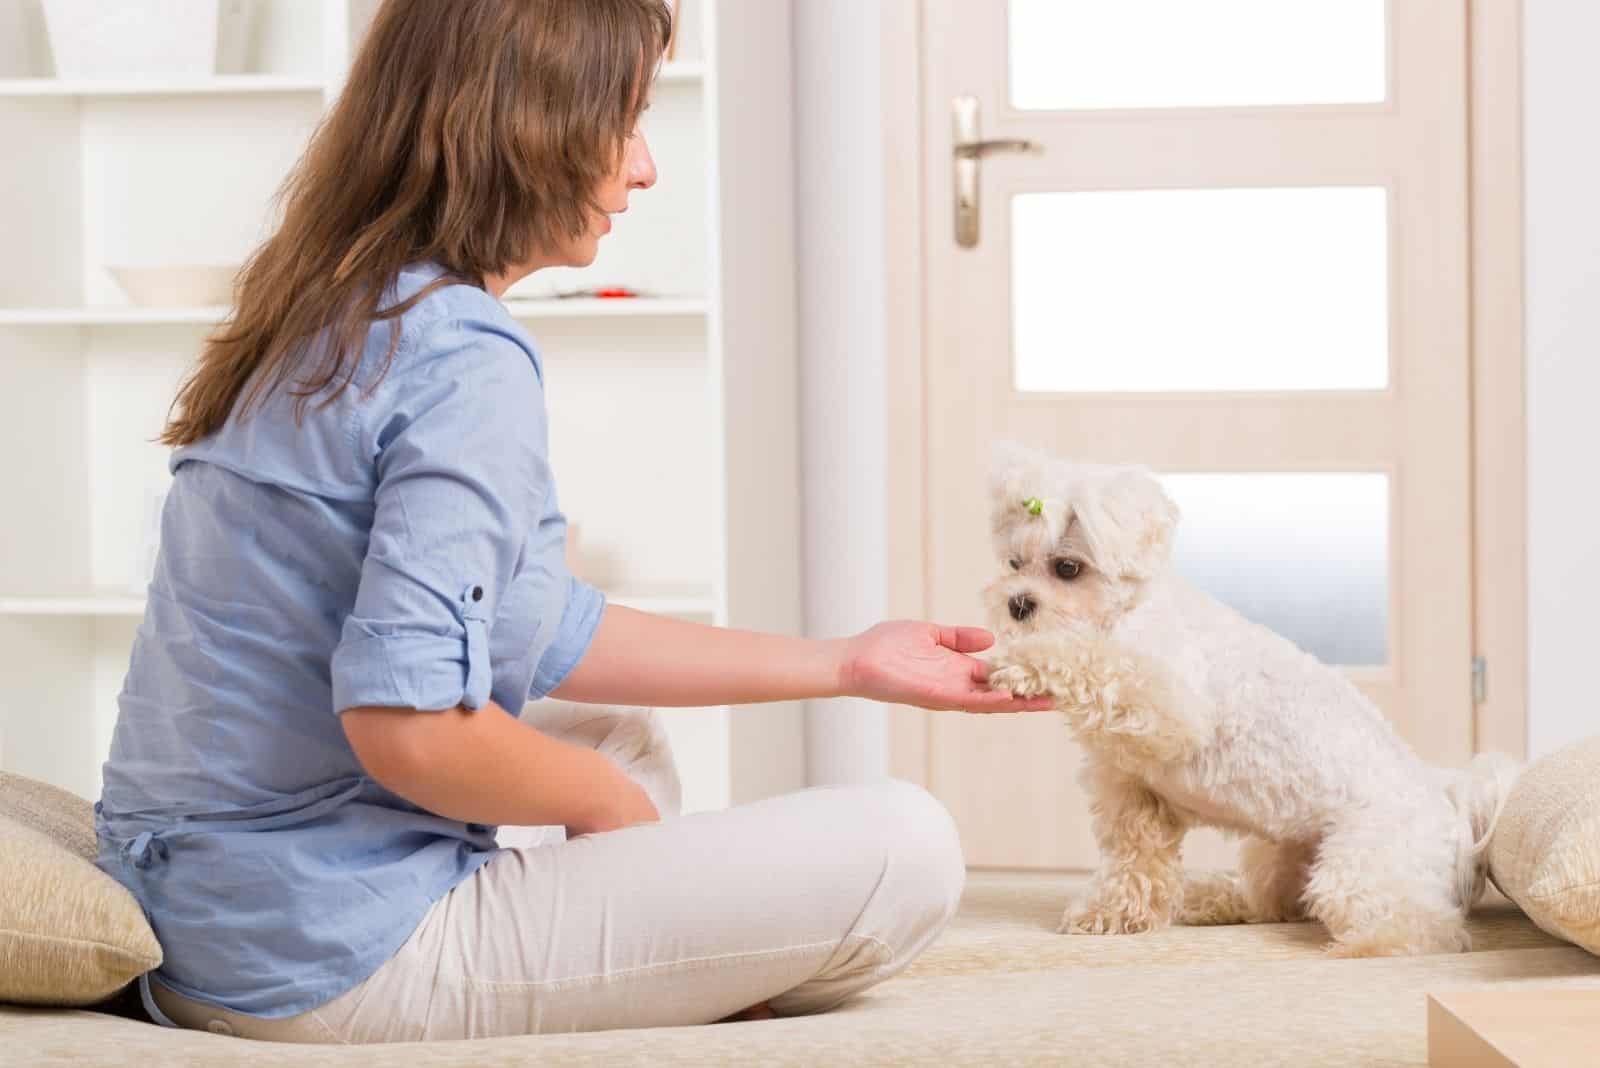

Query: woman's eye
[[1008, 558, 1023, 571], [1054, 559, 1082, 581]]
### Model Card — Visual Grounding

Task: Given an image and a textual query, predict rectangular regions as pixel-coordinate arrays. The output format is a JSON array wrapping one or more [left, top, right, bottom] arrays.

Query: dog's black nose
[[1008, 593, 1036, 622]]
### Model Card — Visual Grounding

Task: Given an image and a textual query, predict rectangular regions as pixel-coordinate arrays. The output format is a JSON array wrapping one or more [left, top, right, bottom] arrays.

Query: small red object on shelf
[[553, 286, 642, 299]]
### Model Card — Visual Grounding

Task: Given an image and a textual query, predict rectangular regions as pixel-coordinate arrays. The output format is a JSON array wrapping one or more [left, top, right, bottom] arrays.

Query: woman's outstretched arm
[[549, 604, 1054, 713], [342, 608, 1049, 837]]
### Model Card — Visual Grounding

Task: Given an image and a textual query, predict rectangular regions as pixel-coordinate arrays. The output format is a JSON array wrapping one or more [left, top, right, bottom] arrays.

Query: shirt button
[[471, 586, 484, 602]]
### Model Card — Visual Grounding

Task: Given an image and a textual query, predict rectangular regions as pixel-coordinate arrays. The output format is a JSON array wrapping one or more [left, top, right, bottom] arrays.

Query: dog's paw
[[988, 659, 1051, 700], [1323, 916, 1472, 958], [1057, 900, 1162, 936]]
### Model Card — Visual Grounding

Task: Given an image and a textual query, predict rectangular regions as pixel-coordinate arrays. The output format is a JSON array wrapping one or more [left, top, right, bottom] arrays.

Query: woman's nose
[[629, 133, 657, 191]]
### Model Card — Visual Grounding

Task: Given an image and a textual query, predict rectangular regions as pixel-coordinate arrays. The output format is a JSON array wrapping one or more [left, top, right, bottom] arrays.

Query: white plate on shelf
[[108, 265, 240, 307]]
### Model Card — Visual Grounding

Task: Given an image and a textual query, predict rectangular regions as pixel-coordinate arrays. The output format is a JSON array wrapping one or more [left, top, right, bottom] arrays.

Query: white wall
[[792, 2, 890, 784], [1523, 0, 1600, 757]]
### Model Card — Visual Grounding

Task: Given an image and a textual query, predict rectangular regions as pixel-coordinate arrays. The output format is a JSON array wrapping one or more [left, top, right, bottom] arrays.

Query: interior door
[[919, 0, 1473, 868]]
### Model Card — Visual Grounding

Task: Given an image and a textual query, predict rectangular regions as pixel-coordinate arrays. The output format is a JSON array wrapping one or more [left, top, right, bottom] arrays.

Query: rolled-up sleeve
[[529, 574, 607, 700], [332, 321, 544, 715]]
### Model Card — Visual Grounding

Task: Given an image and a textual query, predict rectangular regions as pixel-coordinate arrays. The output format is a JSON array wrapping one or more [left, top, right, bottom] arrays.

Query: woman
[[96, 0, 1049, 1044]]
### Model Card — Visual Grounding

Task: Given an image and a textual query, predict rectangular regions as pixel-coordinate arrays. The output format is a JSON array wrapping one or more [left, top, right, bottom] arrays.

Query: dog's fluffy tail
[[1446, 751, 1521, 909]]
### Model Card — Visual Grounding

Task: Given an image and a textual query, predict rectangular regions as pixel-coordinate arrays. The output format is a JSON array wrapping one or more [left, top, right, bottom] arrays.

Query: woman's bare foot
[[719, 1001, 777, 1023]]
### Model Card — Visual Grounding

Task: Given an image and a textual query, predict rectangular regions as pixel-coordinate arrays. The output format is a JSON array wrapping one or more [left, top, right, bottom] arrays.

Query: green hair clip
[[1023, 497, 1044, 516]]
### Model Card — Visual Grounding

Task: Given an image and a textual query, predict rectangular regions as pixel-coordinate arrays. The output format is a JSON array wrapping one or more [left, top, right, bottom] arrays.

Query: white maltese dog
[[983, 441, 1518, 957]]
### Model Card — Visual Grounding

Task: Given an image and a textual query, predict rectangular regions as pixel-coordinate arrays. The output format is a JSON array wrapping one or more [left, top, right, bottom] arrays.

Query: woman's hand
[[836, 621, 1056, 713]]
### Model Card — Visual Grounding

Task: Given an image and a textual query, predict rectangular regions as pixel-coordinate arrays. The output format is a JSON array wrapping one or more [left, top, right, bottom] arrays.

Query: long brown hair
[[162, 0, 672, 446]]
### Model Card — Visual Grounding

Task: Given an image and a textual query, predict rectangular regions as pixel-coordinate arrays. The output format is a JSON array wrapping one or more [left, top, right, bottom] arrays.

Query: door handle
[[953, 95, 1038, 248], [953, 139, 1036, 160]]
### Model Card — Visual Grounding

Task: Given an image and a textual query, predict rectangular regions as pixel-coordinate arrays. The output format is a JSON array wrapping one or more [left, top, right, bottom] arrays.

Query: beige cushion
[[1489, 735, 1600, 955], [0, 777, 162, 1006], [0, 770, 98, 862]]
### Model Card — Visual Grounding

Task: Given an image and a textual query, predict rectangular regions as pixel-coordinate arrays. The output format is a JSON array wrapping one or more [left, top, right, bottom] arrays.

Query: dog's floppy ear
[[1072, 467, 1179, 580]]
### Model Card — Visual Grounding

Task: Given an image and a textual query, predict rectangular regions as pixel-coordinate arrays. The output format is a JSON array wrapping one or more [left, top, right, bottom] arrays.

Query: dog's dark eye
[[1008, 558, 1022, 571], [1053, 558, 1082, 581]]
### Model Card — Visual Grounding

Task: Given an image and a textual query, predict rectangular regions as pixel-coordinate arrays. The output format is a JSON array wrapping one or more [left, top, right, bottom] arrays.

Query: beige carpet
[[4, 872, 1596, 1066], [908, 871, 1567, 977]]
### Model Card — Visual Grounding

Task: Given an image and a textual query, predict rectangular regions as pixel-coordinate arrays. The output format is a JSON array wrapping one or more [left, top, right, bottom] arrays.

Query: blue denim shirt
[[95, 264, 605, 1019]]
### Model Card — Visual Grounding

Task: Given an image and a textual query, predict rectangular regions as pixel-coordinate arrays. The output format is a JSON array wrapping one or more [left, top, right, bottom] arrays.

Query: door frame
[[881, 0, 1528, 787]]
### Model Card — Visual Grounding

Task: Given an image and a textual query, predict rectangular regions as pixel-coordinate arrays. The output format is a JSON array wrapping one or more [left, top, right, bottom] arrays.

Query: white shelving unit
[[0, 0, 803, 814], [0, 74, 326, 95]]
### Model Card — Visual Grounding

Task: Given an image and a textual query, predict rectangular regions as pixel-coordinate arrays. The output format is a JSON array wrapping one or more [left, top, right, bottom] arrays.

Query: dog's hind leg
[[1242, 836, 1314, 921], [1060, 761, 1187, 935], [1179, 837, 1312, 925], [1177, 870, 1253, 926], [1303, 805, 1469, 957]]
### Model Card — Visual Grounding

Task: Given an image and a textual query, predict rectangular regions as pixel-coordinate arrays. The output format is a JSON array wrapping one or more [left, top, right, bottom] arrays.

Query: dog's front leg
[[1060, 760, 1186, 935], [988, 634, 1208, 762]]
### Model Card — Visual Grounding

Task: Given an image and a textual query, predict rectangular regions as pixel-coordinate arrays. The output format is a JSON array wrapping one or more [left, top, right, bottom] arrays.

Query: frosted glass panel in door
[[1009, 0, 1387, 110], [1160, 473, 1389, 666], [1012, 187, 1389, 392]]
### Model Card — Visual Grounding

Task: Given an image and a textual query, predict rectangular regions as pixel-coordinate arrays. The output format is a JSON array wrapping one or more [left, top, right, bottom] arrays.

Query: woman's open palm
[[839, 621, 1056, 713]]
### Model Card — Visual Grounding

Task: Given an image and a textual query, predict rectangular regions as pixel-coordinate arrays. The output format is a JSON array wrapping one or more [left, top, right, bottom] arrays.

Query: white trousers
[[152, 704, 965, 1042]]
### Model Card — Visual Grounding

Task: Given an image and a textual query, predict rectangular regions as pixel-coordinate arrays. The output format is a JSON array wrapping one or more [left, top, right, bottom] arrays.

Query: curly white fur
[[983, 441, 1520, 957]]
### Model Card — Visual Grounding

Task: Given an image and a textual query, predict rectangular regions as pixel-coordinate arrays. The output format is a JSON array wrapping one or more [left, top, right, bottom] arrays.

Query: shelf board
[[500, 298, 708, 320], [0, 65, 702, 99], [0, 300, 708, 327], [0, 306, 227, 326], [656, 62, 707, 85], [1, 589, 718, 620], [0, 75, 325, 98], [0, 594, 145, 617]]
